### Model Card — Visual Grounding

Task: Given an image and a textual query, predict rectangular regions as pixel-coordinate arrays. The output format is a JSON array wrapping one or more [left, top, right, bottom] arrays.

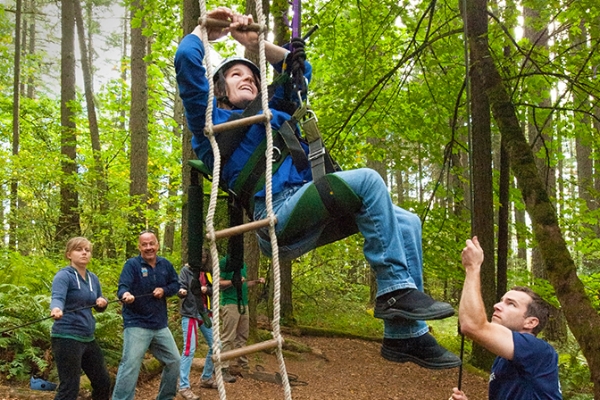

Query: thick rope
[[194, 1, 292, 398], [196, 0, 227, 396], [253, 0, 293, 397]]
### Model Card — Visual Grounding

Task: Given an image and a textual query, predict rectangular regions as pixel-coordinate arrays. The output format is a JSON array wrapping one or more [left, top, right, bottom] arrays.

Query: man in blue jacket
[[112, 231, 181, 400]]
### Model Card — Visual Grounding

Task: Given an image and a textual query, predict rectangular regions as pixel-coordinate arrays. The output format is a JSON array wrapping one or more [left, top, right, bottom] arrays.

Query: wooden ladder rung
[[213, 338, 282, 362], [211, 114, 270, 135], [207, 217, 276, 240], [202, 17, 262, 32]]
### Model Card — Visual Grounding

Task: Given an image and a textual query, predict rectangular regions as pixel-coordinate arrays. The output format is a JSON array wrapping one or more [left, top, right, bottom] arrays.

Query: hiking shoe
[[178, 387, 200, 400], [200, 377, 217, 389], [380, 333, 462, 369], [221, 369, 237, 383], [374, 288, 455, 320]]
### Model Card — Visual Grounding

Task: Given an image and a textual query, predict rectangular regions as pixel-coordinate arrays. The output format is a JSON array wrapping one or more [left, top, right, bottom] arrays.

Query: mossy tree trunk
[[467, 0, 600, 396]]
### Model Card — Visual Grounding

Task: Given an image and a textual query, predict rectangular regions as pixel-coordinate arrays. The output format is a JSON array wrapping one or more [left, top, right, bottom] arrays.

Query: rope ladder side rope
[[195, 1, 292, 398]]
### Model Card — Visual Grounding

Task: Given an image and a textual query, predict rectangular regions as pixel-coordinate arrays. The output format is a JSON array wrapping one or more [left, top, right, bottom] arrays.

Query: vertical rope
[[196, 0, 227, 397], [253, 0, 293, 397], [458, 0, 471, 391], [194, 1, 292, 398]]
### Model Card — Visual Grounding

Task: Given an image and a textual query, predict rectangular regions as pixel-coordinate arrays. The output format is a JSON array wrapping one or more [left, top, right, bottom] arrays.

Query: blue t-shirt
[[117, 255, 179, 330], [174, 34, 313, 199], [489, 331, 562, 399]]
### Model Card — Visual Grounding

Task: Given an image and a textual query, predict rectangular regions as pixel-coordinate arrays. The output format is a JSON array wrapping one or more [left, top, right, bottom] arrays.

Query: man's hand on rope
[[450, 387, 469, 400]]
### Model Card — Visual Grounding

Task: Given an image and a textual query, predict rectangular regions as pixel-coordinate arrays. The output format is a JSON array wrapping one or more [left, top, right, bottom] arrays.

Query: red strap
[[183, 318, 198, 356]]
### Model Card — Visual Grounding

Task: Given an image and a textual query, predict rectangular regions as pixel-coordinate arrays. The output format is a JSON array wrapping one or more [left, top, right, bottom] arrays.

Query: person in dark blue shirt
[[50, 237, 111, 400], [112, 231, 181, 400], [452, 237, 562, 400]]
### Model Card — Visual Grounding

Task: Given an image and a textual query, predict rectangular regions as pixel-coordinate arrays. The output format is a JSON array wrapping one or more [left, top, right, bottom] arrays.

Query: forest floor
[[0, 334, 489, 400]]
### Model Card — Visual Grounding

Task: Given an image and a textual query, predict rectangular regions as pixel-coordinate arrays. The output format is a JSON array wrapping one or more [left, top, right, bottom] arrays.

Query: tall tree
[[73, 0, 110, 234], [25, 0, 36, 99], [128, 0, 149, 254], [57, 0, 81, 242], [10, 0, 22, 250], [180, 0, 199, 263], [463, 0, 496, 370], [523, 3, 554, 280]]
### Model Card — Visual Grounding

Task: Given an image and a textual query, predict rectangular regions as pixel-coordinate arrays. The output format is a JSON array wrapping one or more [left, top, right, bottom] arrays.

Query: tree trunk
[[128, 0, 149, 255], [57, 0, 81, 242], [468, 0, 600, 396], [523, 3, 567, 344], [73, 0, 111, 254], [464, 0, 496, 370], [25, 0, 35, 99], [180, 0, 200, 263], [10, 0, 22, 251], [268, 0, 297, 325], [497, 141, 509, 300]]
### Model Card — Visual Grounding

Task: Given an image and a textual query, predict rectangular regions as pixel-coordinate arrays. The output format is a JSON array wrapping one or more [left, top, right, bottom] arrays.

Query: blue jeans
[[255, 168, 429, 339], [180, 316, 214, 389], [112, 327, 180, 400]]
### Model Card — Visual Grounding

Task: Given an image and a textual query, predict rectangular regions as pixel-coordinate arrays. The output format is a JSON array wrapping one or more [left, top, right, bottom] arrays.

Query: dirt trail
[[1, 335, 489, 400]]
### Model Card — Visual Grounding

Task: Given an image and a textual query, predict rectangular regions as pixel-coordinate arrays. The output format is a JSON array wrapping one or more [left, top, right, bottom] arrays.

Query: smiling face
[[222, 63, 258, 109], [492, 290, 539, 333], [138, 232, 160, 266]]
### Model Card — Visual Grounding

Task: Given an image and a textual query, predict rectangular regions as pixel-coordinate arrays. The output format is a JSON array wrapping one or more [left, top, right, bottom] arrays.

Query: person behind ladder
[[175, 6, 461, 369]]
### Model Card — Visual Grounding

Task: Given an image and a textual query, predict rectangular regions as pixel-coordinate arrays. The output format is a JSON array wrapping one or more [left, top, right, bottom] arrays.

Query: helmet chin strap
[[218, 94, 255, 111], [217, 95, 236, 110]]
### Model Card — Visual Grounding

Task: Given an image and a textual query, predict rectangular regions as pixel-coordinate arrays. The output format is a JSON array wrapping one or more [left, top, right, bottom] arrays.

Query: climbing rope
[[0, 293, 155, 335], [196, 1, 292, 398]]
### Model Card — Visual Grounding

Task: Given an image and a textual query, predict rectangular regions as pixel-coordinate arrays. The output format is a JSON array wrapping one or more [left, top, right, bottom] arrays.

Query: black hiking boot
[[374, 288, 455, 320], [380, 333, 462, 370]]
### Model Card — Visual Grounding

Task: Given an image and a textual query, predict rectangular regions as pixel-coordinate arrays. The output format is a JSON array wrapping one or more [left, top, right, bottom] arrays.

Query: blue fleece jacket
[[50, 266, 105, 339], [117, 255, 179, 330]]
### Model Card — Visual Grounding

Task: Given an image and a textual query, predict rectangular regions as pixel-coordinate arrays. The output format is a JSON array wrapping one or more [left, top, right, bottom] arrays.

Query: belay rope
[[0, 293, 156, 335], [197, 0, 293, 399]]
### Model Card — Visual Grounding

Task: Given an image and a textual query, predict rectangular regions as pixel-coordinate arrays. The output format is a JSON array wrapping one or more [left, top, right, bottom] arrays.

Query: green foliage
[[557, 338, 594, 399], [0, 285, 53, 380], [0, 249, 57, 290], [291, 238, 383, 337]]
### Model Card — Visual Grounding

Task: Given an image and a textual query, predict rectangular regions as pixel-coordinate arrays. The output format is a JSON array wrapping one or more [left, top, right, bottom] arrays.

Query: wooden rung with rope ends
[[195, 0, 295, 397], [212, 338, 282, 362], [207, 217, 276, 240], [199, 17, 264, 33], [209, 113, 271, 135]]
